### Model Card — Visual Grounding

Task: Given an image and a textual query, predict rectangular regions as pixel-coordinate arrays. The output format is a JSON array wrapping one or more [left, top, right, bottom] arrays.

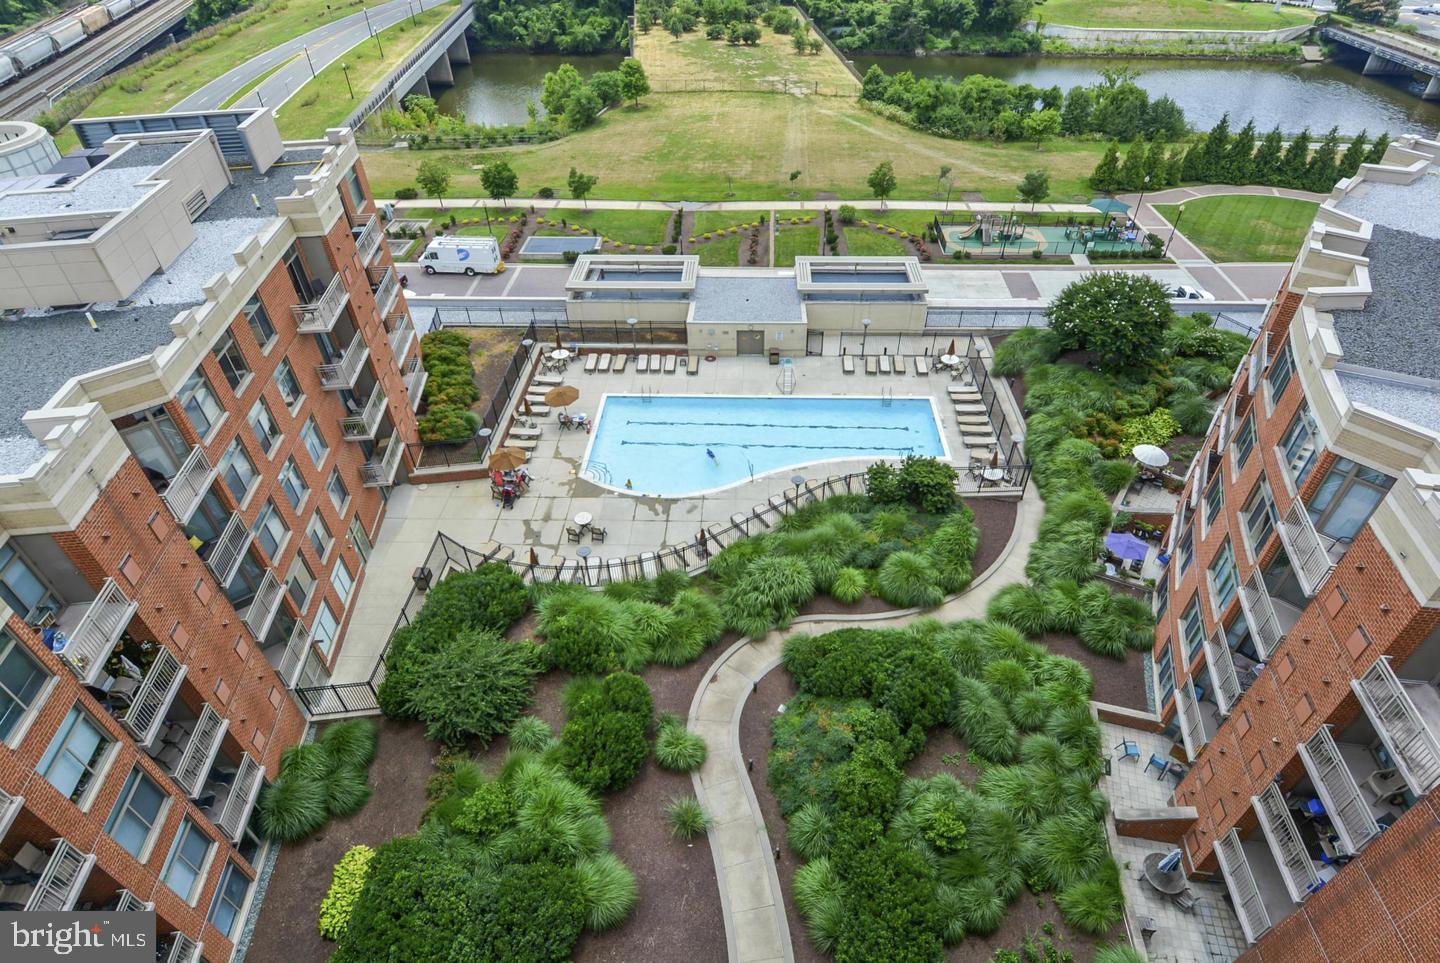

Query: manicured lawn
[[457, 224, 512, 241], [693, 211, 762, 235], [862, 209, 939, 236], [636, 8, 857, 94], [1036, 0, 1313, 29], [1154, 195, 1318, 262], [534, 209, 673, 245], [695, 233, 743, 266], [276, 3, 457, 137], [773, 224, 819, 266], [844, 228, 911, 257]]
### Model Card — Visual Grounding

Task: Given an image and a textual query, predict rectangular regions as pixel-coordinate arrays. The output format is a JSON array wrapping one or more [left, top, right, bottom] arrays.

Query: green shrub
[[1057, 864, 1125, 934], [831, 828, 945, 962], [1033, 812, 1108, 890], [838, 204, 858, 223], [992, 328, 1063, 376], [769, 696, 905, 817], [898, 456, 959, 513], [537, 588, 632, 674], [320, 719, 378, 770], [865, 461, 902, 503], [575, 853, 638, 930], [319, 845, 374, 941], [656, 588, 725, 664], [720, 554, 816, 637], [619, 599, 674, 668], [783, 627, 953, 734], [876, 551, 944, 608], [666, 795, 711, 839], [509, 715, 556, 753], [924, 508, 979, 593], [1119, 408, 1182, 451], [793, 857, 844, 955], [413, 562, 530, 637], [830, 567, 868, 603], [257, 773, 328, 842], [382, 629, 542, 746], [556, 672, 653, 794], [788, 803, 833, 859], [324, 768, 373, 818], [258, 720, 380, 841], [1094, 458, 1138, 494], [707, 534, 772, 584], [986, 583, 1053, 636], [955, 876, 1006, 935], [654, 717, 708, 772], [1094, 943, 1148, 963]]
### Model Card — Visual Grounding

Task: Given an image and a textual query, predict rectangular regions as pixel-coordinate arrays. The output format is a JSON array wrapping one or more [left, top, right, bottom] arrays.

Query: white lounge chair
[[915, 356, 930, 375], [865, 356, 878, 375], [894, 355, 907, 375], [663, 355, 677, 374], [878, 355, 892, 374], [650, 354, 662, 372], [613, 353, 628, 372], [598, 353, 612, 372], [687, 354, 700, 374], [584, 353, 599, 373], [842, 355, 855, 374], [637, 355, 649, 373]]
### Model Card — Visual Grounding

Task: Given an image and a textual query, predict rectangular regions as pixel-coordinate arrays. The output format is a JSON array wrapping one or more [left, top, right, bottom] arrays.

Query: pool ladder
[[585, 461, 614, 484], [880, 387, 893, 407], [777, 364, 795, 395]]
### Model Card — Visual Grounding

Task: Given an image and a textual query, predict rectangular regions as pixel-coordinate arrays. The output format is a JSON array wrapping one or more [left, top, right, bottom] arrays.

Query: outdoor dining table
[[939, 354, 961, 368], [1141, 852, 1188, 896], [981, 467, 1007, 485], [550, 349, 572, 361], [574, 511, 593, 529]]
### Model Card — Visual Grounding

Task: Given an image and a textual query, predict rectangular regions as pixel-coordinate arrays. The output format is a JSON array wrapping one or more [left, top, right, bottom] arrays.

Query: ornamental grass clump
[[257, 719, 380, 842], [876, 551, 944, 609], [654, 715, 707, 772], [665, 795, 711, 839], [721, 554, 815, 637]]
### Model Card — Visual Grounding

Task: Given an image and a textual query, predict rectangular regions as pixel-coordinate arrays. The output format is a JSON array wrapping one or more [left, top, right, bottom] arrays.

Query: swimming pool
[[582, 395, 948, 497]]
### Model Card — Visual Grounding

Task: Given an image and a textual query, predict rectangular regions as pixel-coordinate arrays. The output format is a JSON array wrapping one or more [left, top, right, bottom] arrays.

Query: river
[[435, 53, 625, 126]]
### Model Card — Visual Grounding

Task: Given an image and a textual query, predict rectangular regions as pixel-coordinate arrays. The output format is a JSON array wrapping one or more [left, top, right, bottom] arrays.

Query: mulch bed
[[1038, 632, 1151, 712]]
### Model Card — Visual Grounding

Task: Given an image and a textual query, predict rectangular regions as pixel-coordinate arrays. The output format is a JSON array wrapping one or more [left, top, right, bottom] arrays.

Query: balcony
[[1203, 630, 1242, 715], [119, 647, 187, 746], [1174, 677, 1213, 761], [341, 387, 385, 441], [291, 273, 349, 335], [214, 753, 264, 843], [0, 839, 97, 911], [168, 704, 228, 798], [50, 579, 138, 686], [353, 214, 382, 265], [278, 618, 311, 688], [318, 335, 370, 391], [1239, 571, 1284, 659], [159, 932, 203, 963], [1277, 499, 1334, 597], [160, 447, 217, 524], [0, 789, 21, 843], [241, 570, 284, 640], [1213, 825, 1304, 945], [361, 435, 405, 488], [1252, 783, 1321, 903], [112, 889, 153, 912], [371, 266, 399, 319], [1352, 657, 1440, 796], [204, 513, 252, 589], [1296, 725, 1383, 856], [387, 311, 415, 362], [403, 355, 427, 410]]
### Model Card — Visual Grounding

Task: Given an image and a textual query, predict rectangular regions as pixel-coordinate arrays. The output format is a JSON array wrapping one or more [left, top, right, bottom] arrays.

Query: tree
[[808, 37, 822, 54], [1224, 120, 1257, 185], [1165, 146, 1186, 187], [867, 160, 897, 208], [1089, 142, 1121, 194], [1338, 130, 1369, 179], [1280, 128, 1311, 189], [480, 160, 518, 206], [1307, 127, 1342, 192], [1336, 0, 1400, 23], [1060, 86, 1092, 136], [1365, 132, 1391, 165], [541, 64, 584, 118], [1143, 95, 1187, 141], [742, 22, 761, 44], [664, 9, 688, 38], [416, 158, 450, 209], [1047, 273, 1176, 372], [1197, 113, 1231, 183], [792, 32, 808, 54], [564, 86, 603, 129], [568, 167, 598, 209], [1022, 108, 1061, 151], [1251, 126, 1285, 185], [1017, 170, 1050, 211], [1143, 141, 1168, 188], [937, 165, 952, 194], [1117, 137, 1148, 192], [618, 57, 650, 107]]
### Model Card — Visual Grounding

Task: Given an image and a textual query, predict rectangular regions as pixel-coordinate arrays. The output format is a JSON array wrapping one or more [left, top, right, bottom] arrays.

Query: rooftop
[[0, 142, 184, 219], [690, 275, 803, 324]]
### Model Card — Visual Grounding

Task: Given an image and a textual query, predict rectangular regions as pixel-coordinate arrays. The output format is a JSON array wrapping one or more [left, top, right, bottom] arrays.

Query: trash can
[[412, 566, 433, 593], [768, 348, 780, 365]]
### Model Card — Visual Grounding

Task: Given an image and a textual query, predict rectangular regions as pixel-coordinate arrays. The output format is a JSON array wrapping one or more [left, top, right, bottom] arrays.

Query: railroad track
[[0, 0, 192, 119]]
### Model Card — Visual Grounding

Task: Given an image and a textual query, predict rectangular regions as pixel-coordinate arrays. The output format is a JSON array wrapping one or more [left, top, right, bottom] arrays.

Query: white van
[[419, 235, 503, 276]]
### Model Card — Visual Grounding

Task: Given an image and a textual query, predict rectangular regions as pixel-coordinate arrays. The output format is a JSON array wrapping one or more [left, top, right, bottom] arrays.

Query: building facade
[[0, 110, 422, 960], [1147, 134, 1440, 959]]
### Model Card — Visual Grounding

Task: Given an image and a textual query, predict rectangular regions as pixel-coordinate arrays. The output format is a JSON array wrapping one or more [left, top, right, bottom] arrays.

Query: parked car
[[1171, 284, 1215, 301]]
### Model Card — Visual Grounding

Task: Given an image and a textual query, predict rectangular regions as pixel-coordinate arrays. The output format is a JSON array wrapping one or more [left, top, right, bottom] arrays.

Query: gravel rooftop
[[691, 275, 803, 324]]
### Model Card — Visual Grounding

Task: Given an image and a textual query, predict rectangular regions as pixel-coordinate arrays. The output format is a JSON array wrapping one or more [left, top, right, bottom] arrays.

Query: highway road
[[172, 0, 456, 114]]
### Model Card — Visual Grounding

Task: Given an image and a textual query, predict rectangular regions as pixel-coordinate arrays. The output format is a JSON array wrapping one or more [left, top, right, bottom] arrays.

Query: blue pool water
[[583, 395, 947, 497]]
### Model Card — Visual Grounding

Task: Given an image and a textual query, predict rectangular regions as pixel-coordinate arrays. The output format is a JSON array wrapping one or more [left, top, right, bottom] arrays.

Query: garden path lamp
[[860, 317, 872, 356], [1164, 205, 1185, 258], [627, 317, 639, 351], [340, 62, 354, 100]]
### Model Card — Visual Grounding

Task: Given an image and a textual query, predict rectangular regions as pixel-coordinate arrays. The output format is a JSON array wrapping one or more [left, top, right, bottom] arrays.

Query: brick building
[[1144, 134, 1440, 958], [0, 109, 422, 960]]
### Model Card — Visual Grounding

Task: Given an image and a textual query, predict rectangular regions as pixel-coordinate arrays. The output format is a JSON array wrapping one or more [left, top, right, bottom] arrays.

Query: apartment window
[[1177, 526, 1195, 577], [332, 556, 354, 605], [349, 516, 372, 563], [0, 542, 60, 622], [1204, 477, 1225, 526], [313, 600, 340, 657], [212, 336, 250, 393], [1307, 457, 1394, 545], [179, 368, 223, 438], [306, 512, 333, 560], [343, 165, 366, 210], [1233, 414, 1257, 470], [301, 418, 329, 467], [1156, 642, 1176, 706], [208, 861, 252, 939], [1181, 602, 1206, 661], [1243, 485, 1277, 553], [1154, 575, 1169, 620], [249, 397, 282, 457], [1268, 343, 1295, 401], [252, 500, 289, 559], [1280, 405, 1320, 488], [0, 631, 48, 742], [162, 817, 214, 903], [274, 360, 304, 411], [279, 457, 309, 513], [1227, 613, 1260, 663], [219, 437, 258, 503], [104, 767, 167, 858], [243, 295, 276, 351], [327, 470, 350, 515], [287, 556, 316, 611], [1210, 540, 1238, 611], [38, 706, 112, 803]]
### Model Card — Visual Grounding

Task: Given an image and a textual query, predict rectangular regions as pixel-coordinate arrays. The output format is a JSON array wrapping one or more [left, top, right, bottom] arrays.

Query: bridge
[[345, 0, 476, 130], [1322, 24, 1440, 101]]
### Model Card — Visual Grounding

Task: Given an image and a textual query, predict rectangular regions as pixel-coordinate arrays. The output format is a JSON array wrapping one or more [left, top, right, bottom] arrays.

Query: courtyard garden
[[1153, 195, 1319, 263]]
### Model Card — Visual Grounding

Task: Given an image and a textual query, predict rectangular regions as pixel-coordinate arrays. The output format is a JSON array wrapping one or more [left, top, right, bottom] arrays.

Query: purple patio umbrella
[[1104, 532, 1151, 563]]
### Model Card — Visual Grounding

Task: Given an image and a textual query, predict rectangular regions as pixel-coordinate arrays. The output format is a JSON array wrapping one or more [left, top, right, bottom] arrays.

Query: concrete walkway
[[687, 488, 1042, 963], [389, 197, 1103, 215]]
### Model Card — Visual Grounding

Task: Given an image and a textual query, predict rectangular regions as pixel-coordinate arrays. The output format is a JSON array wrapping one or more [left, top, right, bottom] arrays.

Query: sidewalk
[[389, 197, 1102, 215]]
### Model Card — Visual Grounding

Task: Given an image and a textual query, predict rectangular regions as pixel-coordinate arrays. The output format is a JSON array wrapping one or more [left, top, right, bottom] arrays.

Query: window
[[287, 556, 316, 611], [1267, 343, 1294, 401], [301, 418, 329, 467], [105, 767, 167, 858], [306, 512, 333, 560], [349, 516, 372, 563], [279, 458, 309, 512], [249, 398, 282, 457], [243, 295, 276, 351], [343, 165, 366, 211], [274, 360, 303, 411], [1307, 457, 1394, 545], [252, 500, 289, 560], [1156, 642, 1176, 706], [1234, 414, 1257, 470], [179, 368, 223, 438], [1280, 405, 1320, 488], [219, 437, 258, 503], [39, 706, 112, 803], [327, 470, 350, 515], [208, 860, 252, 939], [1204, 478, 1225, 526], [1155, 575, 1169, 620], [1227, 613, 1259, 663], [1181, 602, 1206, 661], [212, 336, 250, 393], [0, 631, 48, 742], [162, 818, 214, 903], [0, 542, 60, 622], [1210, 540, 1238, 611], [332, 556, 354, 606], [1244, 485, 1277, 554], [1177, 527, 1195, 577], [313, 600, 340, 657]]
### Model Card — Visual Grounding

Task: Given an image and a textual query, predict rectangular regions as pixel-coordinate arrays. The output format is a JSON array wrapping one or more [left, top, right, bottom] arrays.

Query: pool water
[[583, 395, 947, 497]]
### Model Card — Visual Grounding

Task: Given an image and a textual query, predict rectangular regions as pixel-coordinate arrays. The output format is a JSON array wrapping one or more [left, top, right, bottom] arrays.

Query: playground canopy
[[1089, 198, 1131, 215]]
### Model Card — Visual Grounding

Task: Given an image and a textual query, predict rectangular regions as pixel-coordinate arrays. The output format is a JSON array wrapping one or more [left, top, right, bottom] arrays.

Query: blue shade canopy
[[1089, 198, 1131, 214], [1105, 532, 1151, 562]]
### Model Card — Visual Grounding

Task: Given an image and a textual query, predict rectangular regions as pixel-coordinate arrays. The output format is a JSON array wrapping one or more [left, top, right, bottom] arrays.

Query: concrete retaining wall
[[1036, 21, 1311, 46]]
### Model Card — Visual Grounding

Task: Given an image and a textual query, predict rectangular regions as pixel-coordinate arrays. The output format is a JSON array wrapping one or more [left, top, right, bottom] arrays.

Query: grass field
[[533, 209, 673, 245], [693, 211, 762, 235], [695, 233, 744, 266], [773, 222, 819, 266], [863, 210, 939, 236], [1154, 195, 1318, 262], [844, 229, 911, 257], [276, 3, 457, 137], [1035, 0, 1314, 29], [636, 9, 857, 94], [457, 224, 513, 241]]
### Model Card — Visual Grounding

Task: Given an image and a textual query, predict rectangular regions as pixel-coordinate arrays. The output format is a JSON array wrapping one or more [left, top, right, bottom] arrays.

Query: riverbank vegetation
[[1153, 195, 1319, 262], [471, 0, 630, 52], [805, 0, 1040, 53], [1034, 0, 1315, 30]]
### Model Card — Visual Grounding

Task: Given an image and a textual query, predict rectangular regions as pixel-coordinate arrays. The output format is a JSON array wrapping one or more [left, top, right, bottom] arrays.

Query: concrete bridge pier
[[1426, 76, 1440, 101], [447, 34, 471, 65], [426, 53, 454, 88], [1363, 51, 1413, 76]]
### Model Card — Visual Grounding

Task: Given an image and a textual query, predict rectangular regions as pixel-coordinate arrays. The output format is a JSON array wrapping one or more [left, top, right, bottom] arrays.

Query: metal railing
[[242, 570, 283, 641], [172, 704, 227, 798], [1278, 498, 1334, 596], [1298, 725, 1381, 856], [217, 753, 264, 842], [373, 267, 399, 319], [1203, 630, 1241, 715], [25, 840, 95, 912], [114, 889, 153, 912], [120, 648, 185, 745], [1215, 828, 1271, 944], [1353, 657, 1440, 796], [345, 0, 477, 130], [160, 932, 203, 963], [361, 436, 406, 488], [0, 788, 21, 843], [55, 579, 138, 686], [318, 336, 370, 391], [291, 273, 349, 334], [388, 312, 416, 362], [1253, 782, 1321, 902], [353, 215, 383, 264], [1239, 571, 1283, 658], [161, 446, 215, 524], [418, 303, 567, 328], [403, 355, 427, 405], [205, 513, 252, 588], [278, 618, 311, 688], [341, 386, 386, 441]]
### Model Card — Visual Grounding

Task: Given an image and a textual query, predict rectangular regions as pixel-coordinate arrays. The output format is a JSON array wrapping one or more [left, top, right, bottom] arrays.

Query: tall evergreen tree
[[1338, 130, 1369, 179], [1165, 146, 1186, 187], [1089, 142, 1122, 194], [1307, 127, 1343, 192], [1280, 128, 1312, 190], [1251, 127, 1285, 186], [1143, 142, 1168, 188], [1181, 142, 1204, 183], [1197, 114, 1231, 183], [1060, 86, 1093, 136], [1225, 120, 1257, 185], [1118, 137, 1149, 191], [1365, 132, 1392, 165]]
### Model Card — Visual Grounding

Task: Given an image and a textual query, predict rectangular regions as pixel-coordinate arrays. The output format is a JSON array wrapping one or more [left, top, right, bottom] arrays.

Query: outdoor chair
[[687, 355, 700, 374], [842, 355, 855, 374], [566, 526, 583, 543], [1114, 740, 1141, 762], [1145, 753, 1170, 780], [1362, 767, 1405, 802], [591, 526, 607, 543], [1171, 888, 1199, 913]]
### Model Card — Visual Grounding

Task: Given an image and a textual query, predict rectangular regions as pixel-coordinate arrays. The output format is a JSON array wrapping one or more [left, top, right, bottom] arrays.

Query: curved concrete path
[[686, 489, 1042, 963]]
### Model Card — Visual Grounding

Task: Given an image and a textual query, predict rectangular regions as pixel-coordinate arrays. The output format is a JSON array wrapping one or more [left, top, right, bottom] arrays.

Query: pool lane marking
[[620, 419, 925, 432]]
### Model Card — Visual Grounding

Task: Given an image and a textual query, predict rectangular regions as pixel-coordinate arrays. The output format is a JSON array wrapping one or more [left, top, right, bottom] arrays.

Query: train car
[[78, 4, 112, 35], [43, 17, 89, 54], [101, 0, 136, 21], [0, 55, 17, 86], [3, 33, 58, 72]]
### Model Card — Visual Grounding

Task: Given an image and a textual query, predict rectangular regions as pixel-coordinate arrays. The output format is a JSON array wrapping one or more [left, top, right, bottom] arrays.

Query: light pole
[[1134, 174, 1150, 251], [363, 7, 384, 58], [860, 317, 872, 357], [303, 46, 316, 78], [626, 317, 639, 352], [408, 0, 418, 26], [340, 62, 354, 99], [1164, 205, 1185, 259]]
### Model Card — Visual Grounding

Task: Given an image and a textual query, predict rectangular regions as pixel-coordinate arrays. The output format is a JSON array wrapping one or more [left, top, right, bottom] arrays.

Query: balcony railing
[[205, 513, 252, 589], [1277, 499, 1334, 597], [341, 387, 385, 441], [388, 312, 415, 362], [1298, 726, 1381, 856], [1203, 631, 1242, 715], [1253, 783, 1320, 902], [242, 570, 283, 641], [279, 618, 310, 688], [1215, 829, 1272, 944], [0, 789, 22, 843], [114, 889, 153, 911], [54, 579, 138, 686], [361, 437, 405, 488], [1239, 571, 1283, 659], [1353, 657, 1440, 796], [291, 273, 349, 335], [318, 336, 370, 391], [172, 704, 227, 798], [353, 215, 382, 264], [1176, 678, 1207, 761], [25, 840, 96, 911], [161, 932, 203, 963], [161, 447, 216, 524], [372, 266, 399, 318], [403, 355, 427, 410], [120, 647, 186, 746], [216, 752, 264, 842]]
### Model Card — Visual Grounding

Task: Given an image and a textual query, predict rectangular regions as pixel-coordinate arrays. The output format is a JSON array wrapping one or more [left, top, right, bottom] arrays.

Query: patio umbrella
[[1105, 532, 1151, 563], [947, 338, 957, 357], [528, 547, 539, 568], [989, 447, 1001, 468], [544, 385, 580, 409], [1089, 198, 1130, 215], [554, 330, 563, 350], [521, 397, 532, 417], [698, 529, 709, 555], [488, 447, 528, 471], [1132, 444, 1170, 469]]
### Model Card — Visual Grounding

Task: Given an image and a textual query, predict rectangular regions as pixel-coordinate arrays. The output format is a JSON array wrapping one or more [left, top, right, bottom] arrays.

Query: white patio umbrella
[[1132, 444, 1170, 469]]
